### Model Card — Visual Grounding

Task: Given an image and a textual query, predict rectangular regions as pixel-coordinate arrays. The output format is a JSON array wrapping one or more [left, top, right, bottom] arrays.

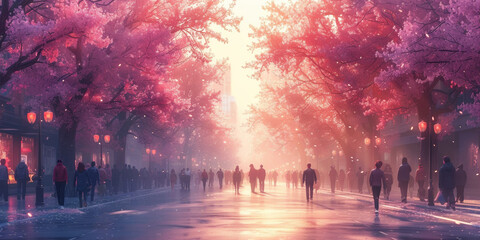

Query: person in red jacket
[[53, 160, 68, 209]]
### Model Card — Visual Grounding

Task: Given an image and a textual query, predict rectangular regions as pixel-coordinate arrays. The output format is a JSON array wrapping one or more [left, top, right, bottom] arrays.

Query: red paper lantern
[[418, 121, 427, 133], [27, 112, 36, 124], [146, 148, 151, 154], [434, 123, 442, 134], [364, 137, 371, 146], [104, 135, 111, 143], [375, 138, 382, 146], [151, 149, 156, 155], [93, 134, 100, 143], [43, 110, 53, 123]]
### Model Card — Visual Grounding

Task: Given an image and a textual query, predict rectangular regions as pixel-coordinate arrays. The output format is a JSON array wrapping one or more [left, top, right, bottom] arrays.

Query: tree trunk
[[114, 133, 127, 168], [58, 121, 78, 197]]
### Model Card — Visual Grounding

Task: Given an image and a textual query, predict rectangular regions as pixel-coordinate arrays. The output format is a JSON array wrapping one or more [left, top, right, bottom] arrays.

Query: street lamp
[[27, 110, 53, 206], [375, 137, 382, 146], [364, 137, 371, 146], [146, 148, 156, 170], [419, 120, 442, 206], [93, 134, 110, 166]]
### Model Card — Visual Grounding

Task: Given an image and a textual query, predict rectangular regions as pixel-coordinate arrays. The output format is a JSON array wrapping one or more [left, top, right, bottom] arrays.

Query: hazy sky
[[210, 0, 270, 164], [210, 0, 265, 126]]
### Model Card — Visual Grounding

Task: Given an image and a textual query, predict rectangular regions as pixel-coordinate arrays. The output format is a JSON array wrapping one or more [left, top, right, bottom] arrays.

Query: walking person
[[217, 168, 224, 189], [170, 169, 177, 191], [185, 168, 191, 191], [248, 164, 257, 193], [397, 157, 411, 203], [369, 161, 386, 214], [201, 169, 208, 192], [302, 163, 317, 202], [455, 164, 467, 203], [416, 164, 427, 201], [14, 160, 29, 200], [258, 165, 266, 193], [208, 169, 215, 188], [87, 161, 100, 202], [233, 166, 241, 195], [383, 164, 393, 200], [53, 160, 68, 208], [0, 159, 8, 203], [74, 162, 91, 208], [329, 166, 337, 193], [439, 156, 456, 210], [105, 164, 112, 195]]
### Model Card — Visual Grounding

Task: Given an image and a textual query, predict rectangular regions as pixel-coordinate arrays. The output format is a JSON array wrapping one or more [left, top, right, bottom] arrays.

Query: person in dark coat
[[201, 169, 208, 192], [455, 164, 467, 203], [0, 159, 8, 202], [416, 164, 427, 201], [369, 161, 386, 214], [257, 165, 266, 193], [87, 161, 100, 202], [383, 164, 393, 200], [233, 166, 241, 195], [248, 164, 257, 193], [14, 161, 29, 200], [439, 156, 456, 210], [74, 162, 91, 208], [329, 166, 337, 193], [170, 169, 177, 190], [302, 163, 317, 202], [397, 157, 411, 203], [208, 169, 215, 188], [53, 160, 68, 208], [217, 168, 224, 189]]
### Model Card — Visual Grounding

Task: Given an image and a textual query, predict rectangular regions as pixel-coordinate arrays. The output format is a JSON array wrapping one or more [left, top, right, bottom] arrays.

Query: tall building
[[216, 65, 237, 127]]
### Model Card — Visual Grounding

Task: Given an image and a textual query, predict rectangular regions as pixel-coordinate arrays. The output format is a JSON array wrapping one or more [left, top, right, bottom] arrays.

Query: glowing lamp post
[[419, 120, 442, 206], [27, 110, 54, 207], [146, 148, 156, 170], [375, 137, 382, 146], [364, 137, 371, 146], [93, 134, 110, 166]]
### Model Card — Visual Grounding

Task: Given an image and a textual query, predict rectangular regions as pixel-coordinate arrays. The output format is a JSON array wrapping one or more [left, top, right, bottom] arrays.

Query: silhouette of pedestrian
[[87, 161, 100, 202], [53, 160, 67, 208], [0, 159, 8, 203], [217, 168, 224, 189], [439, 156, 456, 210], [208, 169, 215, 188], [170, 169, 177, 191], [248, 164, 257, 193], [397, 157, 411, 203], [302, 163, 317, 202], [455, 164, 467, 203], [74, 162, 91, 208], [258, 165, 266, 193], [14, 160, 29, 200], [201, 169, 208, 192], [233, 166, 241, 195], [416, 164, 427, 201], [369, 161, 386, 214], [383, 164, 393, 200], [329, 166, 337, 193]]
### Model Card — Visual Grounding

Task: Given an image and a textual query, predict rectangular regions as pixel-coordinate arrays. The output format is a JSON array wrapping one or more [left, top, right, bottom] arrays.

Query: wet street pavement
[[0, 184, 479, 239]]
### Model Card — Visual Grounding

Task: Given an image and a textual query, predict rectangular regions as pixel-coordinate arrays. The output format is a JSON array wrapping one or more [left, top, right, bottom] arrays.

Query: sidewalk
[[0, 187, 170, 226], [315, 187, 480, 227]]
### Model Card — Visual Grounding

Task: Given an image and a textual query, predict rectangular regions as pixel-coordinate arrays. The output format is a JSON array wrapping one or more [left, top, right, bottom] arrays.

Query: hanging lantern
[[434, 123, 442, 134], [27, 112, 36, 124], [104, 135, 111, 143], [93, 134, 100, 143], [152, 149, 156, 155], [43, 110, 53, 123], [332, 150, 337, 156], [375, 137, 382, 146], [146, 148, 151, 154], [364, 137, 371, 146], [338, 151, 343, 157], [418, 121, 427, 133]]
